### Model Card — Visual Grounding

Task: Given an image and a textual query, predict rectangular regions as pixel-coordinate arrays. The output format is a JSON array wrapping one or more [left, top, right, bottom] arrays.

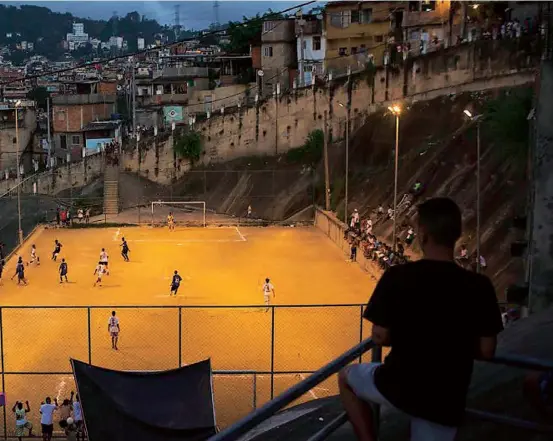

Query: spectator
[[351, 209, 360, 230], [77, 209, 84, 223], [365, 219, 373, 236], [247, 205, 252, 218], [387, 206, 394, 220], [65, 417, 77, 441], [60, 209, 67, 226], [377, 205, 384, 218], [56, 207, 61, 226], [40, 397, 58, 441], [58, 393, 73, 428], [405, 226, 415, 246], [456, 244, 469, 267], [85, 208, 90, 224], [350, 238, 358, 262], [338, 197, 503, 441], [71, 393, 84, 441], [13, 400, 33, 441]]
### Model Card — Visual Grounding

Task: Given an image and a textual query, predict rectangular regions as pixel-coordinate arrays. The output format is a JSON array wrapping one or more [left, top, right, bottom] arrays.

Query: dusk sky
[[1, 1, 316, 29]]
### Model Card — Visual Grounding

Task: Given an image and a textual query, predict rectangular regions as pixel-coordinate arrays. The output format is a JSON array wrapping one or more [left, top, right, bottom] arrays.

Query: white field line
[[235, 226, 247, 242], [299, 373, 318, 399], [129, 239, 245, 243], [113, 228, 121, 241]]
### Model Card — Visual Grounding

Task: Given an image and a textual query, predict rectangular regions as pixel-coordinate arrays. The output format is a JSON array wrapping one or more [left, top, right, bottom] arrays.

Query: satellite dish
[[257, 70, 264, 77], [116, 85, 122, 91]]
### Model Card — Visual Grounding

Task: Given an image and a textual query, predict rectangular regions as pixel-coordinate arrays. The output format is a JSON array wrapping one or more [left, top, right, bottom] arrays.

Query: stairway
[[103, 164, 120, 216]]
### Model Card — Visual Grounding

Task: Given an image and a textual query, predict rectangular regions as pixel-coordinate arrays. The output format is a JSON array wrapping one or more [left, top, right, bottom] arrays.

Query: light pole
[[388, 105, 401, 252], [338, 102, 350, 222], [14, 100, 23, 245], [463, 109, 483, 273]]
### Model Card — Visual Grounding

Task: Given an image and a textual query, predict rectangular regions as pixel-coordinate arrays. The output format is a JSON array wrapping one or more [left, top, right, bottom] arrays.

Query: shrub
[[174, 130, 203, 163], [286, 129, 324, 164]]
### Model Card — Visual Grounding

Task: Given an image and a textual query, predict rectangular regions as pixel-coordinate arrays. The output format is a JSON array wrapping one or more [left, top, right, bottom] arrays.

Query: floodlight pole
[[15, 105, 23, 245]]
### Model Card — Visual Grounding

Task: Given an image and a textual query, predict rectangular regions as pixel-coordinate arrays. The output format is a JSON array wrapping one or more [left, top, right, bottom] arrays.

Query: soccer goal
[[151, 201, 207, 227]]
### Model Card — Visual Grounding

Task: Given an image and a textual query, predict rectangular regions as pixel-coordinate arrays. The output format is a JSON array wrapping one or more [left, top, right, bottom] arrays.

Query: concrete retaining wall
[[314, 208, 381, 280]]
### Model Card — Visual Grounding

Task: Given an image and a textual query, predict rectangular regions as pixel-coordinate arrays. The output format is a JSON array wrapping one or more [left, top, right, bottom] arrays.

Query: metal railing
[[210, 343, 553, 441]]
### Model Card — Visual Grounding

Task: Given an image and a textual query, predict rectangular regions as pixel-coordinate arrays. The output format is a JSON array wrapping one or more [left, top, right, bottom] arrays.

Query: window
[[421, 1, 436, 12], [329, 11, 351, 28], [351, 9, 359, 24], [312, 36, 322, 51], [263, 21, 275, 33], [57, 112, 65, 121], [409, 1, 420, 12], [303, 40, 307, 50], [360, 9, 372, 24], [339, 47, 348, 57], [351, 47, 358, 54], [263, 46, 273, 57], [375, 35, 384, 43], [71, 135, 81, 145]]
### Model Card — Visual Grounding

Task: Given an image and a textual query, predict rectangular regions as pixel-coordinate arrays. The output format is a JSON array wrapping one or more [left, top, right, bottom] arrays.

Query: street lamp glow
[[15, 100, 22, 107], [338, 102, 345, 108], [463, 109, 473, 118], [388, 105, 401, 115]]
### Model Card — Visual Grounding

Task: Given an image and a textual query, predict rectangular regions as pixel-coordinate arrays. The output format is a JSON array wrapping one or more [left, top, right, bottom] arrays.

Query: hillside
[[127, 86, 531, 296], [0, 5, 170, 61]]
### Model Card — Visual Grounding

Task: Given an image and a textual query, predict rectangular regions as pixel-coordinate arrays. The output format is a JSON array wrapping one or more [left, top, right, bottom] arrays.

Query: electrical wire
[[0, 1, 316, 87]]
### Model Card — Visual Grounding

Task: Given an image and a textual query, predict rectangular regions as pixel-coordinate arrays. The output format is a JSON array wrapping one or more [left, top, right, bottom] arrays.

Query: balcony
[[295, 19, 323, 36], [138, 94, 188, 107]]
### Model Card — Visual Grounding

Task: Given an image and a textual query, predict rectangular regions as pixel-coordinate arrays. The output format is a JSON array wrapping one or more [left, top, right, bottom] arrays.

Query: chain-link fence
[[0, 304, 366, 437]]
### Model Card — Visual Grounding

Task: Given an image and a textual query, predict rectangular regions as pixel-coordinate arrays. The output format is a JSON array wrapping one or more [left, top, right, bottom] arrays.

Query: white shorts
[[264, 294, 270, 304], [344, 363, 457, 441]]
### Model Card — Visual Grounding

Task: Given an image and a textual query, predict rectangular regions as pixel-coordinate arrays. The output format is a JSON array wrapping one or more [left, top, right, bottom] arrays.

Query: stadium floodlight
[[151, 201, 207, 227]]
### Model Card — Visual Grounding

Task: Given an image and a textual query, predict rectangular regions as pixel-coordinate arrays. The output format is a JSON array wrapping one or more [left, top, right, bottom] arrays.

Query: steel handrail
[[209, 338, 376, 441]]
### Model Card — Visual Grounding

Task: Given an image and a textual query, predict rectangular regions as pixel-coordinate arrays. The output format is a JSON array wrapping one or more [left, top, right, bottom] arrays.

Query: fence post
[[178, 307, 182, 368], [252, 374, 257, 410], [87, 307, 92, 364], [270, 306, 275, 400], [358, 305, 364, 363], [0, 308, 7, 440]]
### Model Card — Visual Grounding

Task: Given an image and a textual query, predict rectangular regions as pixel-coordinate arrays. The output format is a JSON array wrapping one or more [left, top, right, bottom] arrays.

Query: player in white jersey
[[262, 278, 275, 312], [93, 263, 104, 287], [99, 248, 109, 275], [108, 311, 120, 350], [29, 244, 40, 266]]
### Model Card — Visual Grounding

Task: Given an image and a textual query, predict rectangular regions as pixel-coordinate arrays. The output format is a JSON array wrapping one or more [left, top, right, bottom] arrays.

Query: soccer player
[[170, 270, 182, 296], [51, 240, 62, 261], [167, 212, 175, 231], [93, 263, 104, 287], [11, 257, 27, 285], [29, 244, 40, 266], [59, 258, 68, 283], [262, 278, 275, 311], [108, 311, 120, 350], [120, 237, 130, 262], [99, 248, 109, 275]]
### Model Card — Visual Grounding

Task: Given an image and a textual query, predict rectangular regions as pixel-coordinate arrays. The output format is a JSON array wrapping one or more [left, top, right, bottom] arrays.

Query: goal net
[[151, 201, 206, 227]]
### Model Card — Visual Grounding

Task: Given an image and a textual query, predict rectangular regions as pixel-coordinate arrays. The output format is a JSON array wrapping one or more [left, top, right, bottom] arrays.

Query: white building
[[296, 15, 326, 86], [66, 22, 89, 50], [137, 38, 145, 50], [109, 36, 124, 49], [90, 38, 101, 50]]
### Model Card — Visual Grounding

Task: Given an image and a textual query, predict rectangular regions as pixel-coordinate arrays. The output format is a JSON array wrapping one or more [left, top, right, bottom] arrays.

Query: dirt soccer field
[[0, 225, 376, 432]]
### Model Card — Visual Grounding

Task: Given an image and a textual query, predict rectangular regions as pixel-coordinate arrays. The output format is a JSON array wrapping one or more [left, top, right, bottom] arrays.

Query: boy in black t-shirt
[[338, 198, 503, 441]]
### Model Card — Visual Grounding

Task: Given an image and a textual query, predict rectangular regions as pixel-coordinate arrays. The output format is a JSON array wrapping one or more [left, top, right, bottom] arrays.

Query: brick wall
[[52, 102, 116, 133]]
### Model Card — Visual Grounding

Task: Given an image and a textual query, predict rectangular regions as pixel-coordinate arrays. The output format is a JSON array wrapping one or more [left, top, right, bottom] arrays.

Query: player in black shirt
[[11, 257, 27, 285], [120, 238, 130, 262], [339, 198, 503, 441], [52, 240, 62, 261], [170, 270, 182, 296], [59, 258, 69, 283]]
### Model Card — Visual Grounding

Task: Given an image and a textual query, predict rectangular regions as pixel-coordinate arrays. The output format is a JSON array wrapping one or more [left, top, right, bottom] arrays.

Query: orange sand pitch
[[0, 225, 375, 431]]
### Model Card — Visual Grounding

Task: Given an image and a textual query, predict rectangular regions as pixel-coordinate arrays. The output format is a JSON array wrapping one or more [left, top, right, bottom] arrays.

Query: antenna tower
[[214, 1, 220, 29]]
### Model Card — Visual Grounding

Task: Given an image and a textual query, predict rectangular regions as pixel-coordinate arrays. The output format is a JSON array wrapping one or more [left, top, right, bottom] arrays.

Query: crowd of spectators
[[55, 206, 91, 227]]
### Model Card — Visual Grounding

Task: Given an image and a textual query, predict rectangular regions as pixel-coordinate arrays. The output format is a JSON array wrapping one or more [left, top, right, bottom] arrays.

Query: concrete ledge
[[314, 208, 381, 281]]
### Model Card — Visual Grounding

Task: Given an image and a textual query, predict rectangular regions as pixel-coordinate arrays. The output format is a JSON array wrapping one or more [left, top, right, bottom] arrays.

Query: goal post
[[150, 201, 207, 227]]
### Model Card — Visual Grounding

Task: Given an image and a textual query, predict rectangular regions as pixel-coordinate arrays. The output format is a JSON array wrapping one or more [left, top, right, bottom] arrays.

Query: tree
[[224, 10, 283, 54], [27, 86, 50, 110], [174, 130, 203, 163]]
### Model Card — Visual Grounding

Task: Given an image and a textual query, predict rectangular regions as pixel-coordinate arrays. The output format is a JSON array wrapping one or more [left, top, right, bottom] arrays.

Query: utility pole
[[323, 111, 331, 211], [297, 10, 305, 88], [131, 59, 138, 170], [275, 79, 280, 155], [46, 96, 51, 168], [15, 102, 23, 245], [174, 4, 181, 40]]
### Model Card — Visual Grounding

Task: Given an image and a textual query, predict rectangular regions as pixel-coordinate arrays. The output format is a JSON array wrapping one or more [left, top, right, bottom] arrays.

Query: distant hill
[[0, 4, 192, 61]]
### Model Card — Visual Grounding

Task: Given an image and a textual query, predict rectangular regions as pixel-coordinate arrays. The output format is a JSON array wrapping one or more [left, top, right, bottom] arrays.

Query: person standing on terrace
[[339, 197, 503, 441]]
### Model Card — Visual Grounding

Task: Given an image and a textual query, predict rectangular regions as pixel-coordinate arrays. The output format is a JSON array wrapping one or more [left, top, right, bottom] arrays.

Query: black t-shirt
[[363, 259, 503, 427]]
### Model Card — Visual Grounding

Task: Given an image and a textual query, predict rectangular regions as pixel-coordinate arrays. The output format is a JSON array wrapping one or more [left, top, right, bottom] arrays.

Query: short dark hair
[[417, 198, 462, 248]]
